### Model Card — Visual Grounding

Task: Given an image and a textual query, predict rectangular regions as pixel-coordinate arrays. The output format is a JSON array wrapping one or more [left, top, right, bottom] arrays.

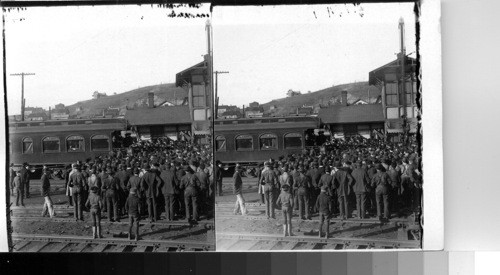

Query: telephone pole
[[214, 71, 229, 119], [10, 72, 35, 121]]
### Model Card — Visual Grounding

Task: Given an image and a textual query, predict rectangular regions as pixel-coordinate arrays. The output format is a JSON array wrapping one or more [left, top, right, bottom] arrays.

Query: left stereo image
[[5, 4, 215, 252]]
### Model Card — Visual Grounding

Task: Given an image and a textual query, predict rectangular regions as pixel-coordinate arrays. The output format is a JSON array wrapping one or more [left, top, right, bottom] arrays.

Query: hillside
[[261, 82, 381, 116], [66, 83, 187, 117]]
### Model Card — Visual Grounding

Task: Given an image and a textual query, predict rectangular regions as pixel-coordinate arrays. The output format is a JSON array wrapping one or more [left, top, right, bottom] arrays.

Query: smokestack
[[341, 90, 348, 106], [49, 106, 52, 120], [242, 105, 245, 118], [148, 92, 154, 108]]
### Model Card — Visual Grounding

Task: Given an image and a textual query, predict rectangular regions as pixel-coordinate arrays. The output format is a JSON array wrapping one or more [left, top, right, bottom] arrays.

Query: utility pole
[[10, 72, 35, 121], [399, 17, 408, 143], [214, 71, 229, 119]]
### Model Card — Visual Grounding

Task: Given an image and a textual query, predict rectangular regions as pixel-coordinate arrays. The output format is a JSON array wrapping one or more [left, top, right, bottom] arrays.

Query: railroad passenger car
[[9, 118, 127, 175], [214, 116, 320, 166]]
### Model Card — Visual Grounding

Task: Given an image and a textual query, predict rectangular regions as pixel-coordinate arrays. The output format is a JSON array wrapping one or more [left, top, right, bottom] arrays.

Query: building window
[[66, 135, 85, 152], [385, 82, 398, 105], [259, 133, 278, 150], [216, 135, 226, 151], [192, 85, 206, 107], [235, 134, 253, 151], [387, 107, 399, 119], [42, 136, 60, 153], [91, 135, 109, 151], [22, 137, 33, 154], [284, 133, 302, 149], [194, 109, 207, 121], [405, 107, 414, 118]]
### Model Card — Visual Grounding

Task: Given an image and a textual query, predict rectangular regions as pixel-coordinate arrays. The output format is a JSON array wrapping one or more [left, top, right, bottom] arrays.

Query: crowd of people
[[11, 137, 214, 241], [230, 135, 422, 238]]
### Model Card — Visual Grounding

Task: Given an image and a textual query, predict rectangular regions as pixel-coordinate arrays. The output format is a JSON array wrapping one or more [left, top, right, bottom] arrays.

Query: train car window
[[22, 137, 33, 154], [42, 136, 60, 153], [66, 135, 85, 152], [216, 136, 226, 151], [235, 135, 253, 151], [284, 133, 303, 149], [91, 134, 110, 151], [259, 133, 278, 150]]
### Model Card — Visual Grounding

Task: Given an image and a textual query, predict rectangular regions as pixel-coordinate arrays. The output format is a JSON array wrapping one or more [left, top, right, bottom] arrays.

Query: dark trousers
[[376, 189, 390, 219], [264, 185, 276, 218], [293, 189, 299, 210], [106, 195, 119, 221], [90, 209, 101, 227], [146, 197, 158, 222], [310, 188, 320, 213], [73, 192, 84, 220], [24, 182, 30, 198], [184, 194, 198, 221], [15, 188, 24, 206], [318, 212, 330, 235], [164, 194, 175, 221], [355, 193, 367, 219], [338, 195, 349, 218], [412, 187, 422, 212], [175, 193, 184, 217], [401, 177, 413, 208], [129, 215, 140, 239], [298, 189, 309, 219], [217, 180, 223, 196]]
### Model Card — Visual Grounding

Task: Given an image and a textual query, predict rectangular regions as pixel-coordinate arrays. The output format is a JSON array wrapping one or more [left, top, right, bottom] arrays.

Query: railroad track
[[215, 203, 415, 225], [12, 233, 214, 252], [216, 232, 420, 251], [10, 216, 214, 229], [10, 206, 214, 227]]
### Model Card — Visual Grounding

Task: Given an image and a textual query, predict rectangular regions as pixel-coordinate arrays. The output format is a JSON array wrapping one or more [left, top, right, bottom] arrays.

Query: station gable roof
[[175, 61, 206, 87], [318, 104, 384, 124], [368, 56, 417, 86], [125, 106, 191, 126]]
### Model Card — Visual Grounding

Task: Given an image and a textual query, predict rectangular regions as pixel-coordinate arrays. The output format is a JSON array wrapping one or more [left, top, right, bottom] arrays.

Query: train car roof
[[9, 118, 127, 134], [214, 116, 320, 131]]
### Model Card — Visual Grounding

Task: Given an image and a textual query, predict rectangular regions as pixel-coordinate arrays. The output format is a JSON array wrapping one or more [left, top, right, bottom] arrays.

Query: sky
[[212, 3, 417, 106], [5, 4, 211, 115], [4, 3, 416, 114]]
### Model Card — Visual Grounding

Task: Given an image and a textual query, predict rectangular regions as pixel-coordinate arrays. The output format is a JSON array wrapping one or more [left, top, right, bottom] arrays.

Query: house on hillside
[[92, 91, 107, 99], [286, 89, 301, 97], [26, 112, 48, 121], [244, 102, 264, 118], [24, 107, 45, 117], [103, 107, 120, 118], [352, 99, 369, 105], [51, 106, 70, 120], [220, 110, 242, 119]]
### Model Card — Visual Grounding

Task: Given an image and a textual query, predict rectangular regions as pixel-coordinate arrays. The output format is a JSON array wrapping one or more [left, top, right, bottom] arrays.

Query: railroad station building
[[175, 55, 213, 144], [125, 102, 192, 141], [317, 94, 385, 139], [368, 56, 418, 137]]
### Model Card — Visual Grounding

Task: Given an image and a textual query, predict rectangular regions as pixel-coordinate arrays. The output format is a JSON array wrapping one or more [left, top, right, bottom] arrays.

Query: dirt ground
[[216, 177, 403, 240], [8, 179, 214, 244]]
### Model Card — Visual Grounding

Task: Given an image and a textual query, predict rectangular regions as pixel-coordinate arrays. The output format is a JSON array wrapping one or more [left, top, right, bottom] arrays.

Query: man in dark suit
[[19, 163, 30, 199], [293, 166, 311, 220], [333, 162, 354, 219], [141, 165, 160, 222], [351, 161, 370, 219], [159, 163, 178, 221]]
